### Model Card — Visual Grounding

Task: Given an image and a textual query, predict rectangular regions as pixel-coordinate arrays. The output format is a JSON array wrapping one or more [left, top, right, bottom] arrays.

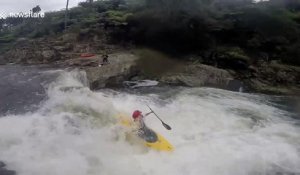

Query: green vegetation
[[105, 10, 132, 24], [0, 0, 300, 66]]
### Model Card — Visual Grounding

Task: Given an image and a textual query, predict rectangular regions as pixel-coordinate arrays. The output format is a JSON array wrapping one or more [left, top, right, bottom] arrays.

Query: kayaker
[[132, 110, 152, 134]]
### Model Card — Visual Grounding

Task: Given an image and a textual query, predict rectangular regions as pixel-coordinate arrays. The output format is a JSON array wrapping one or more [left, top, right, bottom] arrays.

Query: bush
[[218, 47, 250, 61], [282, 43, 300, 65], [105, 10, 132, 24], [1, 0, 300, 67]]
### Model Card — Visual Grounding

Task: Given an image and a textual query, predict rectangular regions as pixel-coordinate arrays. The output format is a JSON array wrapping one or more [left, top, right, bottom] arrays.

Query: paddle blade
[[162, 122, 172, 130], [147, 104, 172, 130]]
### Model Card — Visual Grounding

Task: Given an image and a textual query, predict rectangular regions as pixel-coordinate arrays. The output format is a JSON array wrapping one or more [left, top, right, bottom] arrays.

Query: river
[[0, 65, 299, 175]]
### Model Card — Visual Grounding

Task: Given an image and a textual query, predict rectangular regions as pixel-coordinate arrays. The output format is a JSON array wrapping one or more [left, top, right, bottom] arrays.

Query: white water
[[124, 80, 159, 88], [0, 71, 300, 175]]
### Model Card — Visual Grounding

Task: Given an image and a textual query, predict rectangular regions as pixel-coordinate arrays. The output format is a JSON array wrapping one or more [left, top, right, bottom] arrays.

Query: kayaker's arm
[[144, 111, 153, 116]]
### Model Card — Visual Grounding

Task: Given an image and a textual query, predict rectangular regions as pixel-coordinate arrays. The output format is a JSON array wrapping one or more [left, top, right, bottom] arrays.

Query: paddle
[[146, 105, 172, 130]]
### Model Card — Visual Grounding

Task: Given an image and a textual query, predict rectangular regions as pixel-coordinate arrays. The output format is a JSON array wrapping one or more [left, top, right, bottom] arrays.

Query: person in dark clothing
[[99, 54, 109, 67], [102, 54, 108, 64]]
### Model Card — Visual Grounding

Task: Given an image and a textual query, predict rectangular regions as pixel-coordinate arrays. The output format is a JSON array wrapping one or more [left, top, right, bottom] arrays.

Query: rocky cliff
[[0, 37, 299, 95]]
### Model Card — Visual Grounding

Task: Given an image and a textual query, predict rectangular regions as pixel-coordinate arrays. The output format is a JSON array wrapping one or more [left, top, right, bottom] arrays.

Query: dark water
[[1, 65, 299, 118], [266, 96, 300, 121], [0, 65, 60, 115]]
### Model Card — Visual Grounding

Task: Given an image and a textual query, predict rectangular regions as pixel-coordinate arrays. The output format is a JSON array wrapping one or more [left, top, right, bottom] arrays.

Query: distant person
[[102, 54, 109, 64], [99, 54, 109, 67]]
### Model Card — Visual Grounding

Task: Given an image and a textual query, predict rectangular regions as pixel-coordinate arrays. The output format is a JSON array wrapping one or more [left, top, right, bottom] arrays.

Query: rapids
[[0, 66, 299, 175]]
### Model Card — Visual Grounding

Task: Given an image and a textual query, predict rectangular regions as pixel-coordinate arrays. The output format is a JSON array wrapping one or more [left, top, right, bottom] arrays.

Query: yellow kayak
[[118, 114, 174, 151]]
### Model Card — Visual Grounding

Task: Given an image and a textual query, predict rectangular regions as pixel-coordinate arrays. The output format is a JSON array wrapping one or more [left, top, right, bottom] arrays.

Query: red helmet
[[132, 110, 142, 119]]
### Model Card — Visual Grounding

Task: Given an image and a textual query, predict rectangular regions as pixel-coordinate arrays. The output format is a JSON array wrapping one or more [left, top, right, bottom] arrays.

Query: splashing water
[[0, 69, 299, 175]]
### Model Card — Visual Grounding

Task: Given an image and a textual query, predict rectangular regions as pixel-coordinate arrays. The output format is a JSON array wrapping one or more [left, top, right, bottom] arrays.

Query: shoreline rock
[[159, 64, 235, 89], [83, 52, 139, 89], [0, 46, 299, 95]]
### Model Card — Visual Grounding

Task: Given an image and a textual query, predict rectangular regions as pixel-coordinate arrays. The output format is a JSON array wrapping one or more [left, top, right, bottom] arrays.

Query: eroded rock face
[[3, 40, 62, 64], [245, 61, 300, 94], [84, 52, 139, 89], [60, 56, 99, 67], [1, 36, 299, 95], [160, 64, 234, 88], [83, 52, 237, 90], [83, 51, 243, 91]]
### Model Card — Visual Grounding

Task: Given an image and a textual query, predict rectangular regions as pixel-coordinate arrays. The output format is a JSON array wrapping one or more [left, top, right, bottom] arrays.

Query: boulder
[[160, 64, 234, 88], [245, 62, 300, 94], [84, 52, 139, 89], [41, 50, 57, 60], [60, 56, 99, 67]]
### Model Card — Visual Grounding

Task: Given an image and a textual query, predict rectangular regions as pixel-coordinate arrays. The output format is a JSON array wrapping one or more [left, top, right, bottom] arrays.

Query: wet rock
[[245, 61, 300, 94], [84, 52, 139, 89], [160, 64, 234, 88], [61, 57, 99, 67], [41, 50, 57, 60], [246, 79, 300, 95]]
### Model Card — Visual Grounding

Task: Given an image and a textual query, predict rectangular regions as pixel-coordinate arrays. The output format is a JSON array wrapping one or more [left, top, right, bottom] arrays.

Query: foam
[[0, 70, 299, 175]]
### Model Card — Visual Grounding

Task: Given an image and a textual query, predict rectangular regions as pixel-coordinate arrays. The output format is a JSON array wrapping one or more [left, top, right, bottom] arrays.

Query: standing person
[[102, 54, 108, 64], [99, 54, 109, 67]]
